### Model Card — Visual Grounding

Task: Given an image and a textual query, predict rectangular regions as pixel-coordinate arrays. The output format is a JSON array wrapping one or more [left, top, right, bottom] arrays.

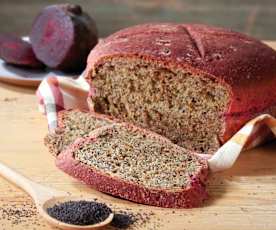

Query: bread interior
[[74, 124, 205, 189], [45, 110, 112, 156], [90, 57, 230, 154]]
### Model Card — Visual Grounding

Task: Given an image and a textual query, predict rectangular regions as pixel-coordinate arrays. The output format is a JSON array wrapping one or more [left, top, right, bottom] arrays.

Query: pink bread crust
[[85, 23, 276, 143], [56, 123, 209, 208]]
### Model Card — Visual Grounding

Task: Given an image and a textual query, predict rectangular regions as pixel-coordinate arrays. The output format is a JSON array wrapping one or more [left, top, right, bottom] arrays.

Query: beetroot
[[30, 4, 98, 72], [0, 34, 44, 69]]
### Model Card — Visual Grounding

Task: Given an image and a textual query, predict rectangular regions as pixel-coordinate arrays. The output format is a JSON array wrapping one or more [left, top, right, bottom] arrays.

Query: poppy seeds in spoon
[[46, 200, 112, 226]]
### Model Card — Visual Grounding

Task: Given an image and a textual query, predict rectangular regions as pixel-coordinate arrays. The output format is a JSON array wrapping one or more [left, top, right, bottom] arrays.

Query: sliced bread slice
[[44, 109, 115, 156], [56, 123, 209, 208]]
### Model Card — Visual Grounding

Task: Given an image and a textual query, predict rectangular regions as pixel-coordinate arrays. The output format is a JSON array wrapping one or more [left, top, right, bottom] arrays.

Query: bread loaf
[[85, 23, 276, 154], [56, 123, 208, 208], [44, 110, 114, 156]]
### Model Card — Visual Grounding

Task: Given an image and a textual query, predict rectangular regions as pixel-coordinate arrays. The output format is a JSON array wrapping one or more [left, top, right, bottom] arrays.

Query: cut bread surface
[[75, 123, 206, 189], [86, 23, 276, 154], [56, 123, 209, 208], [44, 110, 113, 156], [90, 57, 230, 154]]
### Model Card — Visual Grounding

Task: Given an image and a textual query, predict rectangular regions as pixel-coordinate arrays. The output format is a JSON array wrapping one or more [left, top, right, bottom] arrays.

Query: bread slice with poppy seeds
[[56, 123, 209, 208], [44, 109, 115, 156]]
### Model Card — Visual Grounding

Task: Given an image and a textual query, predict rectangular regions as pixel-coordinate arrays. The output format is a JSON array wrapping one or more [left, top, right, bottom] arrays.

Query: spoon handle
[[0, 161, 42, 199]]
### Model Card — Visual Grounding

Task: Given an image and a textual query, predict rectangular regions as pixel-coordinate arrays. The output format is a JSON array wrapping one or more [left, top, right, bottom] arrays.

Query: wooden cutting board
[[0, 42, 276, 230]]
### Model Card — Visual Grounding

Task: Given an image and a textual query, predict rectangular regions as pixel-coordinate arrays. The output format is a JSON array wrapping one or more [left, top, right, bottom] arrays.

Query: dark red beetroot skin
[[0, 34, 44, 68], [56, 135, 209, 208], [30, 4, 98, 72]]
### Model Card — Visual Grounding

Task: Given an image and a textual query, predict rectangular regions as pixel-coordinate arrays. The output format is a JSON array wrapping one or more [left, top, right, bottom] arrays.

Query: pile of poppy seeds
[[46, 200, 135, 228], [111, 212, 135, 229], [47, 200, 111, 226]]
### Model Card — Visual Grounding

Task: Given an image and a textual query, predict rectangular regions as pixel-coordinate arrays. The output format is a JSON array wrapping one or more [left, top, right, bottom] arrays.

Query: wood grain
[[0, 42, 275, 229]]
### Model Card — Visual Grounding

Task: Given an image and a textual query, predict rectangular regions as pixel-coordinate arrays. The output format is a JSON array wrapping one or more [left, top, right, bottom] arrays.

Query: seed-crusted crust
[[44, 109, 116, 156], [56, 123, 209, 208], [85, 23, 276, 143]]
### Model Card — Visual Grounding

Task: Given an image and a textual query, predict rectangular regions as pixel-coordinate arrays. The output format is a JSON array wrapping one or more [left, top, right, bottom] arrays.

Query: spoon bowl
[[39, 196, 114, 230], [0, 161, 114, 229]]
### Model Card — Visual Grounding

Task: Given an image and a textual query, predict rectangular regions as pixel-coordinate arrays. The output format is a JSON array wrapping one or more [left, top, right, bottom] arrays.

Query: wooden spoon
[[0, 161, 114, 229]]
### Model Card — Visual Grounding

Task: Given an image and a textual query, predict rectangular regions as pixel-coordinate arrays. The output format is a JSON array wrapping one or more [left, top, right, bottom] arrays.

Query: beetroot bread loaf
[[56, 123, 208, 208], [85, 23, 276, 154], [44, 110, 114, 156]]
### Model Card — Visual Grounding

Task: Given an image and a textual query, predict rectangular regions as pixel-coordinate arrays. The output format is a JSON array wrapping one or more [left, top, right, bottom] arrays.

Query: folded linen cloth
[[36, 74, 276, 172]]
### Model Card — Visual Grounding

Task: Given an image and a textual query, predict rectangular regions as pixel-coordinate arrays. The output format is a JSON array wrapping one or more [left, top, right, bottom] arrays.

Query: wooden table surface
[[0, 42, 276, 230]]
